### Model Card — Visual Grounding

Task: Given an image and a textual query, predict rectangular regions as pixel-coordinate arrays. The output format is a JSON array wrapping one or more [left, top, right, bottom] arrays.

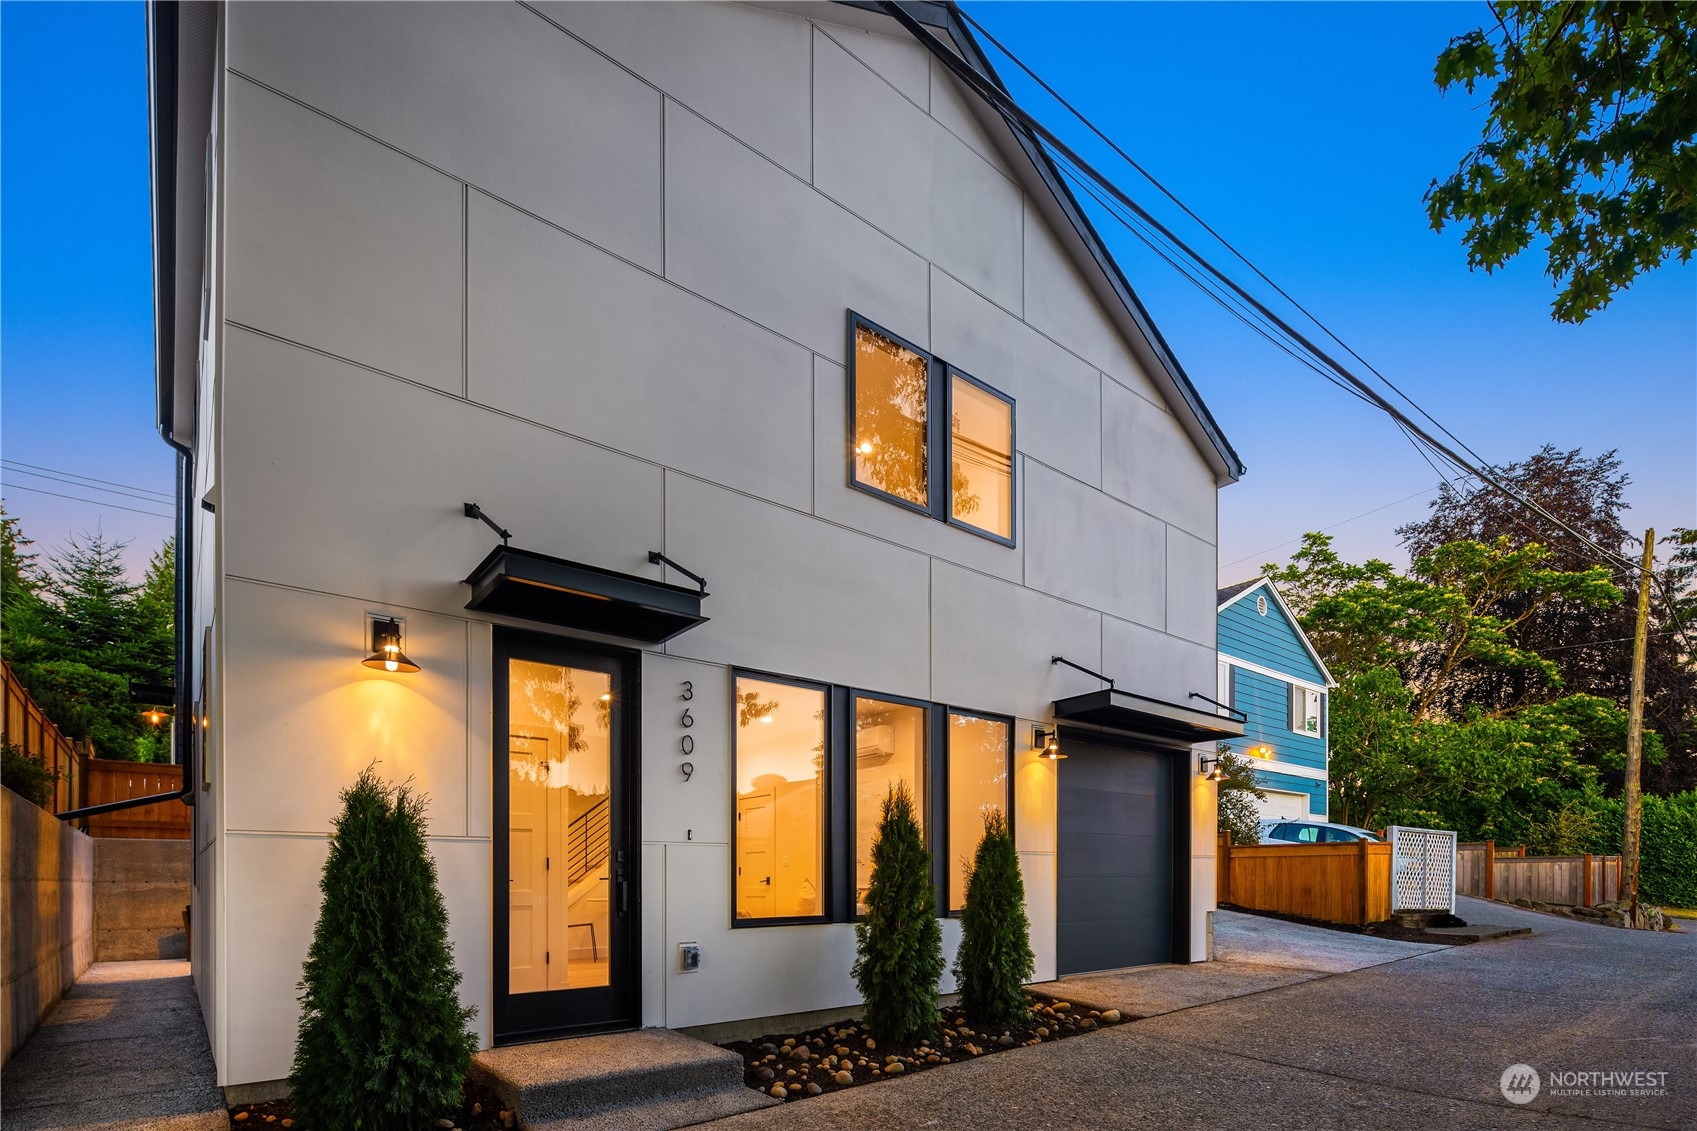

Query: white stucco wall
[[196, 0, 1224, 1086]]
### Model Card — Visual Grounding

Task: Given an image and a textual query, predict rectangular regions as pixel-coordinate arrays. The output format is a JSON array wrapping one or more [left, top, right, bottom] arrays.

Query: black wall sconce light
[[362, 617, 420, 674], [1034, 726, 1066, 760], [1198, 753, 1224, 782]]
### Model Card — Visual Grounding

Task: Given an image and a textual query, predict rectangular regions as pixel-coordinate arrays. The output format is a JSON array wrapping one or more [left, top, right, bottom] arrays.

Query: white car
[[1259, 819, 1383, 845]]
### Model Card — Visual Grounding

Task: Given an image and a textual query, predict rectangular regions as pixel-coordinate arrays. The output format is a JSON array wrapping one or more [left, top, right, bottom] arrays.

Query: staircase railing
[[565, 797, 611, 888]]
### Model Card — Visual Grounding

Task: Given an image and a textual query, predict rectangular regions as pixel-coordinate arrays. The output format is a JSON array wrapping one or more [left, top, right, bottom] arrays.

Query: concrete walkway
[[703, 896, 1696, 1129], [1, 960, 224, 1130]]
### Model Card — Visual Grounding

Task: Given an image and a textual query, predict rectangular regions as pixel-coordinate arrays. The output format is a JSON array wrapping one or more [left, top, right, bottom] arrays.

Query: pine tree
[[953, 809, 1034, 1026], [852, 783, 944, 1045], [291, 768, 477, 1131]]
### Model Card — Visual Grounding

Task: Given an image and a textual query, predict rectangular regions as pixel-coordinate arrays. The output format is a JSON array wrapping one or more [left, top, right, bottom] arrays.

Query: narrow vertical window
[[734, 676, 827, 922], [948, 372, 1014, 541], [946, 711, 1010, 913], [853, 695, 927, 911], [852, 321, 931, 509]]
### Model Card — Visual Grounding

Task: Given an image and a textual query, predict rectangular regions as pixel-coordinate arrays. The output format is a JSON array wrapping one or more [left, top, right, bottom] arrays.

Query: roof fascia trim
[[1218, 579, 1336, 688]]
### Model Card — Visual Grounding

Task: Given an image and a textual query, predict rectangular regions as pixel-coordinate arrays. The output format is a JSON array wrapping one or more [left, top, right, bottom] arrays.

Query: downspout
[[59, 0, 194, 822]]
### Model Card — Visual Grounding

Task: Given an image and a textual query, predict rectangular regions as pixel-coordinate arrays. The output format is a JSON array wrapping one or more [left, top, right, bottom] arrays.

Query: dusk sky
[[4, 1, 1692, 583]]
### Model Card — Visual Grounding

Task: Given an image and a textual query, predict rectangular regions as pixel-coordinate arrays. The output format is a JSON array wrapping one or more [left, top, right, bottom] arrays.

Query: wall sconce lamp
[[1034, 727, 1066, 760], [142, 707, 168, 727], [1198, 754, 1224, 782], [362, 618, 420, 674]]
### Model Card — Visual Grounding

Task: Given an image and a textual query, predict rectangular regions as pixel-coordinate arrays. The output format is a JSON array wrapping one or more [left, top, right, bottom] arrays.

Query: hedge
[[1579, 791, 1697, 909]]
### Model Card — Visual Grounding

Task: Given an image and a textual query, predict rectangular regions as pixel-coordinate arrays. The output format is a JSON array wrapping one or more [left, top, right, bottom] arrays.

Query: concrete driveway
[[702, 897, 1695, 1129]]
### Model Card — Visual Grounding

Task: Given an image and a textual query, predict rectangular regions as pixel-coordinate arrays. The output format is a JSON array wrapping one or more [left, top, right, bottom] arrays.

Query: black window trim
[[943, 366, 1018, 547], [847, 311, 1016, 546], [940, 705, 1017, 917], [729, 668, 835, 930]]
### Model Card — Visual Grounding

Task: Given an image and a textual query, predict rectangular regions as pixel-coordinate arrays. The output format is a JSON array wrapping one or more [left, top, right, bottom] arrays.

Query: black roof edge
[[146, 0, 178, 447], [868, 1, 1245, 483]]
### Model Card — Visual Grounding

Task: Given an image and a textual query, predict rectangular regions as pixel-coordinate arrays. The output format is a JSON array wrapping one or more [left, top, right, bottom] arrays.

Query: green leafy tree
[[1427, 3, 1697, 322], [1214, 745, 1268, 846], [291, 768, 477, 1131], [1326, 668, 1419, 831], [852, 783, 944, 1044], [953, 809, 1033, 1026]]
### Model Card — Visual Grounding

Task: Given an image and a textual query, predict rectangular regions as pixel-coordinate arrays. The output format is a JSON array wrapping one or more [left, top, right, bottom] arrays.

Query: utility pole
[[1623, 528, 1654, 928]]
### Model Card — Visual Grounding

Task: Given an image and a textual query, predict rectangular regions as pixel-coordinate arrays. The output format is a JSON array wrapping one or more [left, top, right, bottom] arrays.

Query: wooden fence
[[2, 658, 85, 814], [1218, 835, 1392, 925], [81, 759, 189, 839], [1457, 841, 1619, 906]]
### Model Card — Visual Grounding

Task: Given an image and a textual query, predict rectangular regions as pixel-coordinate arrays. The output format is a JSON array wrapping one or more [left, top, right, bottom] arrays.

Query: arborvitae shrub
[[852, 783, 944, 1044], [954, 809, 1034, 1026], [290, 768, 477, 1130]]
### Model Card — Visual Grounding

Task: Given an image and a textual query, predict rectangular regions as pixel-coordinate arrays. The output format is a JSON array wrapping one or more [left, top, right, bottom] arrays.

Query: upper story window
[[1290, 684, 1324, 737], [850, 314, 1015, 545]]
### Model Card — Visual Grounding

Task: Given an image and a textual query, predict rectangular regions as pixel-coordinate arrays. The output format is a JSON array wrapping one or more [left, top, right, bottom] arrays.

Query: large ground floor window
[[732, 670, 1012, 926]]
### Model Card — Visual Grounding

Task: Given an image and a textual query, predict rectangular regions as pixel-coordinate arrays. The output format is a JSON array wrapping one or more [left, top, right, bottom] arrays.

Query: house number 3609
[[678, 681, 694, 780]]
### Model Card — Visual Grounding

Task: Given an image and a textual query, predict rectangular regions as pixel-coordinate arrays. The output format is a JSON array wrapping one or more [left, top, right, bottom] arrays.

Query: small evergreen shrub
[[953, 809, 1034, 1026], [1214, 745, 1267, 846], [1, 741, 58, 808], [852, 783, 944, 1045], [290, 768, 477, 1131]]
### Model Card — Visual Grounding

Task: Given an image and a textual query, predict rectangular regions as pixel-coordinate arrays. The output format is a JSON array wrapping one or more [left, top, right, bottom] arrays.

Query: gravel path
[[700, 897, 1695, 1129], [1, 960, 225, 1130]]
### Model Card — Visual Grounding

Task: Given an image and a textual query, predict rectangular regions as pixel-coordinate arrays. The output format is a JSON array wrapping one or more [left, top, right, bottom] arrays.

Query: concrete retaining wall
[[95, 838, 191, 961], [2, 785, 94, 1064]]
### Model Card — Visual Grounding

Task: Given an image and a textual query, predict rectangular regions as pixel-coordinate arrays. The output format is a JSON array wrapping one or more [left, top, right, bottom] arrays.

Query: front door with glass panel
[[493, 632, 637, 1042]]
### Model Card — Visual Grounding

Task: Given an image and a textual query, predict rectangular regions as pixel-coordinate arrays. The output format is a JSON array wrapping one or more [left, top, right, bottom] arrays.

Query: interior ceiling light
[[362, 617, 420, 674]]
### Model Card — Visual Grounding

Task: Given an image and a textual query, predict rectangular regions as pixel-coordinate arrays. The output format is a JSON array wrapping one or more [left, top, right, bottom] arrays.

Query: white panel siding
[[468, 192, 814, 511], [1022, 196, 1162, 404], [663, 98, 929, 363], [1101, 616, 1217, 707], [221, 580, 471, 837], [640, 656, 731, 846], [1165, 528, 1220, 647], [534, 0, 813, 178], [226, 0, 664, 270], [1024, 461, 1166, 628], [814, 20, 931, 108], [929, 268, 1102, 488], [220, 328, 664, 612], [813, 30, 1023, 313], [928, 560, 1104, 721], [1102, 376, 1217, 540], [661, 472, 933, 697], [223, 78, 462, 392], [223, 834, 324, 1086]]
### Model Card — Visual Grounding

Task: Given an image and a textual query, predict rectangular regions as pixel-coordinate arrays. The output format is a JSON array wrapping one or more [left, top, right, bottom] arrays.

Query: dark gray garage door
[[1056, 737, 1173, 974]]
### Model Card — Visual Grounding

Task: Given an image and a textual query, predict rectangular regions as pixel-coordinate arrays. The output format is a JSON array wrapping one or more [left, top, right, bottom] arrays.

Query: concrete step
[[471, 1028, 778, 1130]]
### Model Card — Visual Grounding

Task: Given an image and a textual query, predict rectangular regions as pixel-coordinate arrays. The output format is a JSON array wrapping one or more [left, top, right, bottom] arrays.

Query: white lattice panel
[[1388, 826, 1457, 913]]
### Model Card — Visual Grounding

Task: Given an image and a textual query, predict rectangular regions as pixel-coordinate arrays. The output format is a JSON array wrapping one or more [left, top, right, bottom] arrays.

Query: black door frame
[[491, 628, 641, 1044], [1054, 725, 1194, 969]]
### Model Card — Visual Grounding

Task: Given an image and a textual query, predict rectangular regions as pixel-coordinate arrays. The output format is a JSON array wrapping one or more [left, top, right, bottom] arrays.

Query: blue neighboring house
[[1217, 579, 1336, 820]]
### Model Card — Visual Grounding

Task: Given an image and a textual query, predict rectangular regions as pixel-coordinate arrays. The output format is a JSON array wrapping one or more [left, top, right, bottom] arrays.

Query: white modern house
[[149, 0, 1246, 1094]]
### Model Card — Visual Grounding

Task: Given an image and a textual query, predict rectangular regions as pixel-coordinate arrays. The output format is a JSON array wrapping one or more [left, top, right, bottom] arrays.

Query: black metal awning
[[463, 546, 708, 644], [1052, 688, 1245, 746]]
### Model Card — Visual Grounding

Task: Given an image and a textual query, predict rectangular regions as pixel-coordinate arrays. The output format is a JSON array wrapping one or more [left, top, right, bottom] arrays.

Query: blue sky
[[3, 2, 1692, 584]]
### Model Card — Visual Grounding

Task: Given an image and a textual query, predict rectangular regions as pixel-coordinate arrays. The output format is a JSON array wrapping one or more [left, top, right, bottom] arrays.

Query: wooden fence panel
[[1458, 844, 1621, 906], [2, 658, 85, 814], [81, 759, 189, 839], [1217, 838, 1393, 925]]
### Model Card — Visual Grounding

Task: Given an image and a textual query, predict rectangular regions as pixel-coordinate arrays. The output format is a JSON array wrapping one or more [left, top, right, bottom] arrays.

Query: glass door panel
[[507, 660, 612, 996]]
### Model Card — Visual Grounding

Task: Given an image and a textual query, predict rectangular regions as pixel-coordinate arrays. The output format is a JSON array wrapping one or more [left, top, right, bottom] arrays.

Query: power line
[[1221, 482, 1451, 570], [1, 462, 176, 506], [0, 458, 172, 500], [885, 4, 1692, 650], [0, 482, 175, 520]]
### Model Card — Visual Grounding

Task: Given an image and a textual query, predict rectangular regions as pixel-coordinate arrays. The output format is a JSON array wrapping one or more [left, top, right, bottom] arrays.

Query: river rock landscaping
[[725, 994, 1126, 1103]]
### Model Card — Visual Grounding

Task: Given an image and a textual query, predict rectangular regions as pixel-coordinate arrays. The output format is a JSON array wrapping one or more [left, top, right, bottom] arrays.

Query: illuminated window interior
[[852, 323, 930, 508], [734, 676, 826, 921], [947, 712, 1009, 912], [506, 659, 611, 994], [854, 696, 926, 911], [950, 375, 1013, 540]]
